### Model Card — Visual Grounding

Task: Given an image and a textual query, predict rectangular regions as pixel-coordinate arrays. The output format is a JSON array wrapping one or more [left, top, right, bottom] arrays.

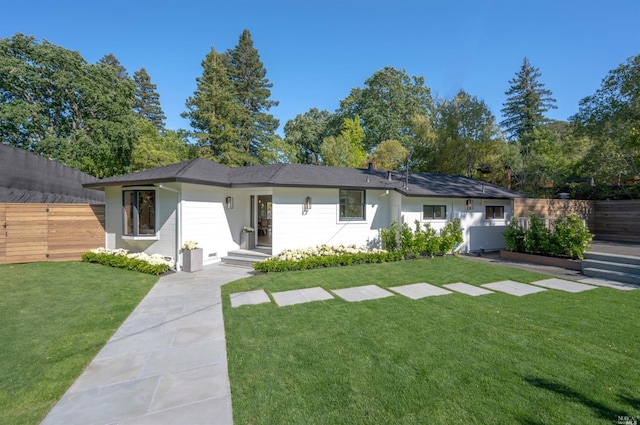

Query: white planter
[[183, 248, 203, 272]]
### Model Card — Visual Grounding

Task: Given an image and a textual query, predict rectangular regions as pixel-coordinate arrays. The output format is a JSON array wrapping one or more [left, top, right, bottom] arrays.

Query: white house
[[85, 159, 524, 270]]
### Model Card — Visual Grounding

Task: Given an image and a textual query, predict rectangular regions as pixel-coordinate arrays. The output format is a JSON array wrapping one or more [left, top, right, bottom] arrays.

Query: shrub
[[502, 213, 592, 259], [253, 245, 402, 273], [82, 248, 172, 275], [380, 219, 463, 259]]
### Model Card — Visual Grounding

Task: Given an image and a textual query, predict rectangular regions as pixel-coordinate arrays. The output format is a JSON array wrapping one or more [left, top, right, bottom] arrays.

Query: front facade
[[88, 160, 521, 270]]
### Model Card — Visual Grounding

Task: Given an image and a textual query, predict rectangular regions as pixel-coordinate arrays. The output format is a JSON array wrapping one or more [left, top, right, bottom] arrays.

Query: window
[[485, 205, 505, 219], [339, 189, 365, 221], [123, 190, 156, 236], [423, 205, 446, 220]]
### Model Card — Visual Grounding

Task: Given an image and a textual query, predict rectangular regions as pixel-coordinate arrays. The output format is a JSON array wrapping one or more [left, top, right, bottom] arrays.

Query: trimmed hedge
[[253, 251, 403, 273], [82, 252, 170, 275]]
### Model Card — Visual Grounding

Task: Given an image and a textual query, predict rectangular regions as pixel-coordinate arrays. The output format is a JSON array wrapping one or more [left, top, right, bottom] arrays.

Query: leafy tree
[[368, 139, 408, 170], [319, 116, 366, 167], [182, 47, 248, 165], [501, 57, 557, 145], [131, 118, 188, 171], [336, 67, 434, 152], [434, 90, 505, 178], [224, 29, 279, 163], [98, 53, 128, 80], [0, 33, 137, 177], [283, 108, 332, 164], [133, 67, 166, 130], [571, 54, 640, 181]]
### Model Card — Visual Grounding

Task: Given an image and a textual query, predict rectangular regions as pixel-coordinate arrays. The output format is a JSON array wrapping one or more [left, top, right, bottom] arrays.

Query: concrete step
[[221, 249, 271, 268], [584, 251, 640, 266], [582, 259, 640, 275], [582, 267, 640, 286]]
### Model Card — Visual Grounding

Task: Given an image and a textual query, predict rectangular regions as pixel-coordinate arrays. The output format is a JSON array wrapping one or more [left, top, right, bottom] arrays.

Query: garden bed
[[500, 250, 582, 270]]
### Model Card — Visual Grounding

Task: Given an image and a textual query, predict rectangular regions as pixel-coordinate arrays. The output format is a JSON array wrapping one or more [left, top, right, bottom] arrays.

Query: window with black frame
[[123, 190, 156, 235], [485, 205, 505, 219], [339, 189, 365, 221], [423, 205, 446, 220]]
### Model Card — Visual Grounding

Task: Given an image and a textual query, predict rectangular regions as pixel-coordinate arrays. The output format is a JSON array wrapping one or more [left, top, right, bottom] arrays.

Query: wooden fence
[[0, 203, 105, 264], [513, 198, 640, 243]]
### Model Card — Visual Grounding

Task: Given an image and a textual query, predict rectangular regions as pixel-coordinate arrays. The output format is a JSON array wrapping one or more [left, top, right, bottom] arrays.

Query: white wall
[[104, 185, 178, 261], [180, 183, 240, 265], [271, 187, 390, 254]]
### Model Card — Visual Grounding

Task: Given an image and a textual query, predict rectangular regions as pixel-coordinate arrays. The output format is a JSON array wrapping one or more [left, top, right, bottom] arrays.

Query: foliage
[[183, 29, 278, 166], [433, 90, 506, 179], [82, 249, 171, 275], [98, 53, 128, 80], [571, 54, 640, 182], [283, 108, 332, 164], [503, 213, 592, 259], [382, 219, 463, 259], [253, 244, 399, 272], [0, 33, 138, 177], [500, 57, 557, 144], [182, 47, 247, 165], [133, 67, 166, 130], [319, 115, 366, 167], [335, 66, 434, 152], [224, 29, 279, 163], [130, 118, 188, 171], [181, 240, 199, 250], [367, 139, 408, 170]]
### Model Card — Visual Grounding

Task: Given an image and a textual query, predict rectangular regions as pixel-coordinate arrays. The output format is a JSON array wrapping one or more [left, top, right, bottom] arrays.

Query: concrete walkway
[[41, 263, 253, 425]]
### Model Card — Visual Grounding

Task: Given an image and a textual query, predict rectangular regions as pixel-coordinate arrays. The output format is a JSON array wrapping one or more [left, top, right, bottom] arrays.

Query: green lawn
[[222, 257, 640, 425], [0, 262, 157, 425]]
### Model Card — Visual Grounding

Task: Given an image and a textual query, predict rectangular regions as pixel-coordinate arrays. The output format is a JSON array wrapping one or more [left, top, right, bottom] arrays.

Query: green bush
[[502, 213, 592, 260], [82, 252, 170, 275], [253, 251, 403, 273], [380, 219, 463, 259]]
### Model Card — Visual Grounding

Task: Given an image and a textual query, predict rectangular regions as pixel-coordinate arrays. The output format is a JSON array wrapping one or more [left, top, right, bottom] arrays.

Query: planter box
[[240, 231, 255, 250], [183, 248, 203, 273], [499, 250, 582, 271]]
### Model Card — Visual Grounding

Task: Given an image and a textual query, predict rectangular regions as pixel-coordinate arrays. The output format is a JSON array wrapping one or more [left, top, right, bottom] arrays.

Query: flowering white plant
[[273, 244, 387, 261], [181, 240, 199, 250], [242, 226, 254, 233], [90, 247, 174, 268]]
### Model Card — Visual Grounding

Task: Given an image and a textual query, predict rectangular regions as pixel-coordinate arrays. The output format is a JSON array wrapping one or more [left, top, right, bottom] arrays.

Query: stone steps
[[221, 249, 271, 268], [582, 251, 640, 286]]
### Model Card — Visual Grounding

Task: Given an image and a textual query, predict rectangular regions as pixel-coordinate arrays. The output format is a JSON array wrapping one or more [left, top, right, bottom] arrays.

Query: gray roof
[[86, 159, 524, 199], [0, 144, 105, 203]]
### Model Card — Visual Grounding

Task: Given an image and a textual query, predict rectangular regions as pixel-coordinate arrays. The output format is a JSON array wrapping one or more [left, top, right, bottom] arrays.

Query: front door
[[257, 195, 272, 246]]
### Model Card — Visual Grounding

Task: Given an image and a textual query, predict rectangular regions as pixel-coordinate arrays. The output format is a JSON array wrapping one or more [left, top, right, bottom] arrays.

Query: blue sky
[[3, 1, 638, 134]]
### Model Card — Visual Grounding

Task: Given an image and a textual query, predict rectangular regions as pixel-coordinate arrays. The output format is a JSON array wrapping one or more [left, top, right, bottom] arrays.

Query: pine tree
[[500, 57, 556, 145], [224, 29, 279, 163], [133, 67, 166, 130], [182, 47, 248, 165], [98, 53, 128, 80]]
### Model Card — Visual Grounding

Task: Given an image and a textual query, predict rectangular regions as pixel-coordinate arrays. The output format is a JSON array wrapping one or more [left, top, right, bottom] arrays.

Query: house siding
[[271, 187, 390, 254]]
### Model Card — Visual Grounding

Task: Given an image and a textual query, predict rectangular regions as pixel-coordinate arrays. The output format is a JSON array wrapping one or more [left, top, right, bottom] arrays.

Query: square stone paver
[[230, 289, 271, 307], [443, 282, 494, 296], [271, 287, 334, 306], [482, 280, 547, 296], [531, 278, 597, 293], [389, 283, 452, 299], [332, 285, 395, 302], [578, 278, 639, 291]]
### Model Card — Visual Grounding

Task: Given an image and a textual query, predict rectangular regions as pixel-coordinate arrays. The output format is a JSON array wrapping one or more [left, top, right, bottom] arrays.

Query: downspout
[[155, 184, 182, 271]]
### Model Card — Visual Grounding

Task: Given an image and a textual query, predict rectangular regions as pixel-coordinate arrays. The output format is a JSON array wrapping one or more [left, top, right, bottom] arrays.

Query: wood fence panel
[[5, 204, 48, 263], [513, 198, 595, 230], [0, 204, 5, 264], [0, 203, 105, 264], [593, 200, 640, 243], [47, 204, 105, 261]]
